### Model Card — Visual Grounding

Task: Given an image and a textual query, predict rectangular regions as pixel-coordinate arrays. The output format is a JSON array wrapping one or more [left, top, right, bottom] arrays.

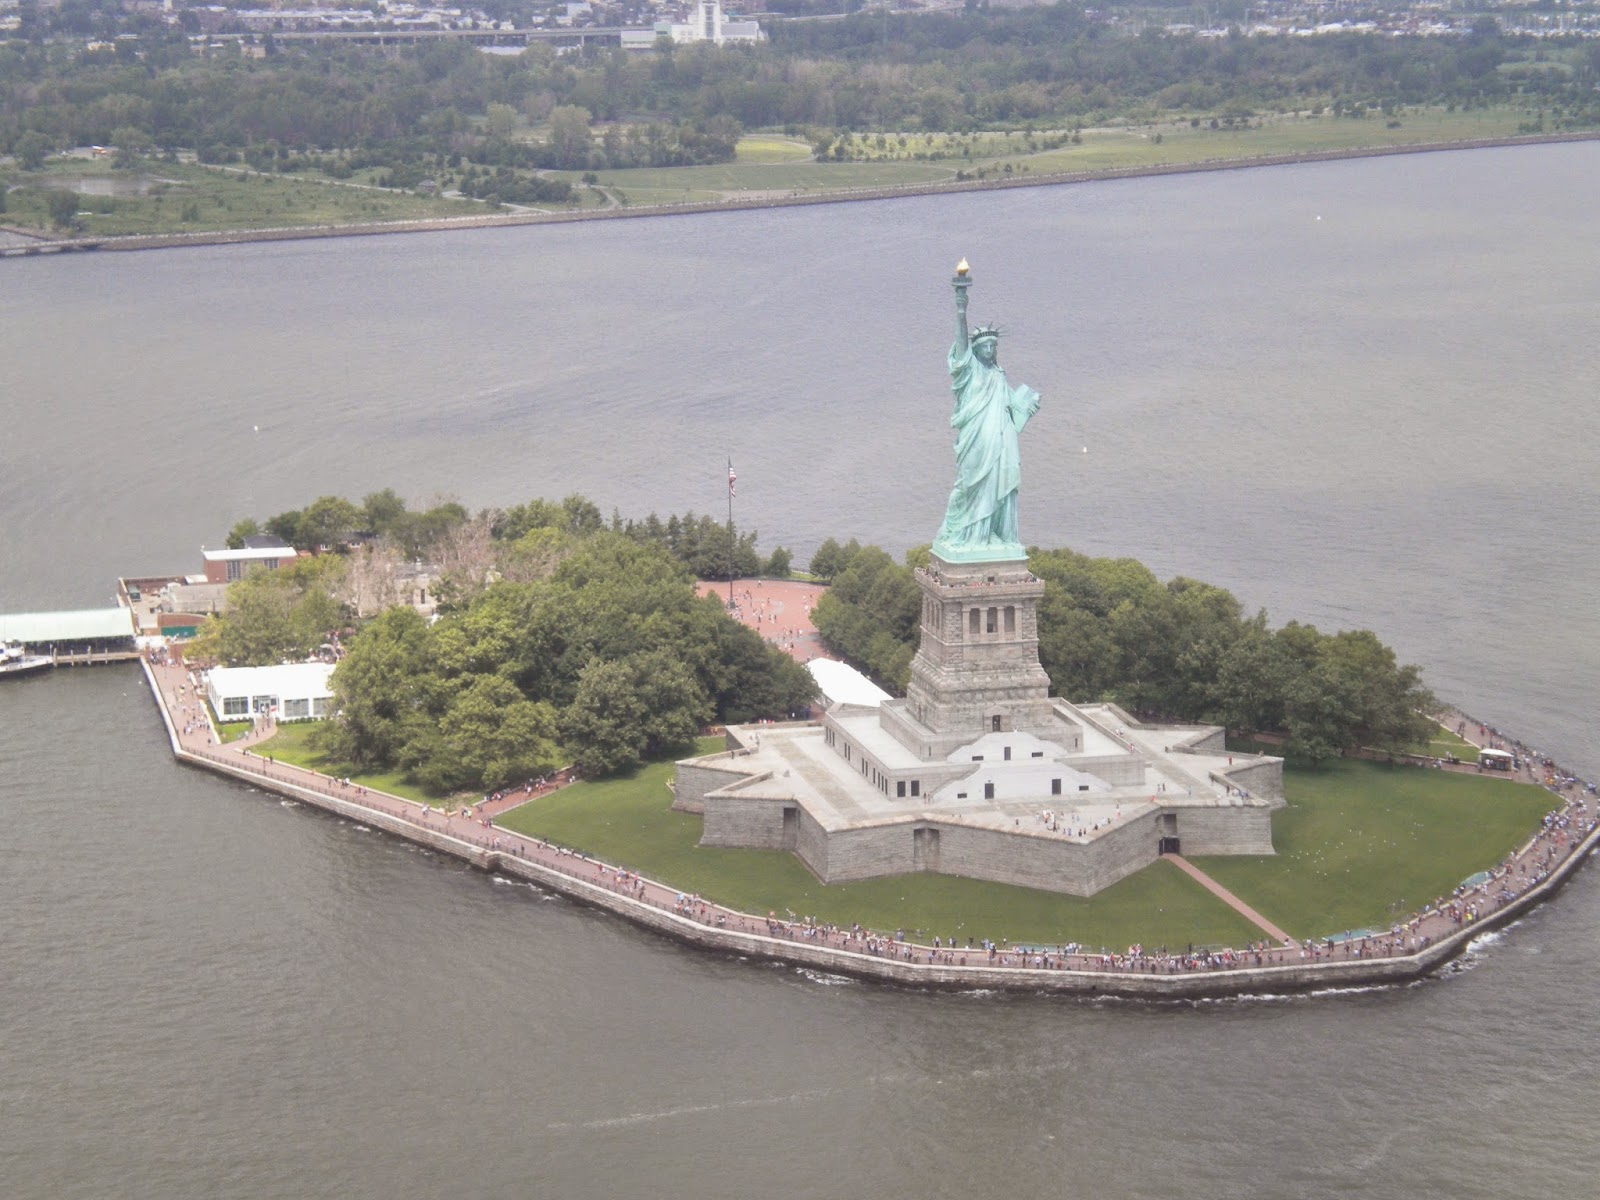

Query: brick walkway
[[696, 578, 826, 663]]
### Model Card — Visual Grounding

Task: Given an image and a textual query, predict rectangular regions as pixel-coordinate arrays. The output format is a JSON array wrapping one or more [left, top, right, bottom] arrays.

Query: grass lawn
[[1191, 758, 1553, 941], [1420, 726, 1479, 760], [734, 135, 815, 164], [215, 720, 252, 744], [1021, 107, 1531, 175], [496, 737, 1261, 949], [257, 721, 447, 808], [563, 159, 956, 195]]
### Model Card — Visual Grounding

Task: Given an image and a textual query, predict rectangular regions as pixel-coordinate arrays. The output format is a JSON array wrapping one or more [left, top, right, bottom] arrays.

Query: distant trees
[[5, 15, 1592, 216], [609, 508, 766, 580], [14, 130, 51, 171]]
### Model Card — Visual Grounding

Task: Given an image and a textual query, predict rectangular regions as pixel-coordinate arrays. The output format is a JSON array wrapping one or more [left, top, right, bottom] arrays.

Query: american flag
[[728, 460, 737, 498]]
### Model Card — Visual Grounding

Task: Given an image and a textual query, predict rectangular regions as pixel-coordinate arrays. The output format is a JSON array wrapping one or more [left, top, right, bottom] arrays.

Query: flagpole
[[727, 457, 735, 607]]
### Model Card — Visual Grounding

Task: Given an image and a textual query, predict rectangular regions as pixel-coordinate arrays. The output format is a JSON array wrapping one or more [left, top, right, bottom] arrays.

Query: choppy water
[[3, 142, 1599, 1198]]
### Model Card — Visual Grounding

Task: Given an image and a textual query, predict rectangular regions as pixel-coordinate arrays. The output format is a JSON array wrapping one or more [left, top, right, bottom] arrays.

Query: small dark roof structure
[[242, 534, 291, 550]]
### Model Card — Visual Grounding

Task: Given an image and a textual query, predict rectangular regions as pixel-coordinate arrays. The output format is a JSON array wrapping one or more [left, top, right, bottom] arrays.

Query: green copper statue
[[932, 260, 1040, 563]]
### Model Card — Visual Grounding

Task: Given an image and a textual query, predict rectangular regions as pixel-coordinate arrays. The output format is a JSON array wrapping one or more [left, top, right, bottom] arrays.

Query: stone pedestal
[[883, 554, 1073, 758]]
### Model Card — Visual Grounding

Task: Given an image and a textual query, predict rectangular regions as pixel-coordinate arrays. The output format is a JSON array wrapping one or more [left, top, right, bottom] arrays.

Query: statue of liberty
[[932, 261, 1040, 563]]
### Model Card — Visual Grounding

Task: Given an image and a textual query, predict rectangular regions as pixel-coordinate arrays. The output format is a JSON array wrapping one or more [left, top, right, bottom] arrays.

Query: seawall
[[141, 659, 1598, 998], [13, 130, 1600, 260]]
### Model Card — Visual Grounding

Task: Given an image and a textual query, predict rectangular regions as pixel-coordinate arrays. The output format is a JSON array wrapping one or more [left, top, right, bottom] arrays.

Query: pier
[[0, 606, 140, 668]]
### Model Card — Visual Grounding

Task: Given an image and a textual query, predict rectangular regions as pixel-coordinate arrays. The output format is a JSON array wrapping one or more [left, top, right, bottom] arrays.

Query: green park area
[[1, 156, 481, 238], [1192, 758, 1551, 940], [2, 106, 1548, 241], [488, 736, 1553, 949]]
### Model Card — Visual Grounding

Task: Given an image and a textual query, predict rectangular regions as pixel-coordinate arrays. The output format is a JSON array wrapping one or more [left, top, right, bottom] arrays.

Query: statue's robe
[[935, 339, 1039, 553]]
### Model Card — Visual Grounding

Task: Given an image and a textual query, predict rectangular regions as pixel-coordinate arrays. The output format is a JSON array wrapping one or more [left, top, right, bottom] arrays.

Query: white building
[[206, 662, 335, 721], [621, 0, 763, 49]]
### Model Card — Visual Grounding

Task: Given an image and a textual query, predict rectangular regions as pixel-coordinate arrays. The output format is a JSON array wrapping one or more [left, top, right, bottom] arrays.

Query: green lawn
[[557, 159, 955, 195], [734, 135, 814, 164], [496, 737, 1260, 949], [1021, 107, 1531, 175], [256, 721, 448, 808], [1421, 727, 1479, 759], [1192, 758, 1552, 941]]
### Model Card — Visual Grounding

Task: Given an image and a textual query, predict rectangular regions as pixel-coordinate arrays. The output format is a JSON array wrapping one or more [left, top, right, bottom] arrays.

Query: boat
[[0, 641, 52, 677]]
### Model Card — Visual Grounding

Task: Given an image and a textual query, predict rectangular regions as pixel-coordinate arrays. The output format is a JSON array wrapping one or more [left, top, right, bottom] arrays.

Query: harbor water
[[3, 141, 1599, 1198]]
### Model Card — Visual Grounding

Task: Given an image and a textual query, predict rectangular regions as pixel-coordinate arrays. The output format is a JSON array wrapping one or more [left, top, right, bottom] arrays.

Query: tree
[[547, 104, 593, 170], [14, 131, 51, 171], [484, 101, 518, 139], [225, 518, 261, 550], [295, 494, 360, 551], [318, 606, 436, 768], [812, 546, 918, 691], [765, 546, 792, 578], [44, 187, 78, 230], [808, 536, 861, 581], [361, 488, 408, 536], [560, 657, 647, 776], [194, 558, 342, 666], [404, 675, 560, 793], [111, 126, 144, 169], [264, 509, 303, 546], [560, 648, 711, 776]]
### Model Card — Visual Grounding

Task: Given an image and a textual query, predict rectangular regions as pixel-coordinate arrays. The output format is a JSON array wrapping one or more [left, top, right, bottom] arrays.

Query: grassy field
[[1, 156, 482, 236], [556, 158, 955, 196], [1192, 758, 1552, 940], [734, 135, 815, 164], [1421, 727, 1480, 760], [257, 721, 445, 808], [1020, 107, 1530, 174], [495, 737, 1262, 949]]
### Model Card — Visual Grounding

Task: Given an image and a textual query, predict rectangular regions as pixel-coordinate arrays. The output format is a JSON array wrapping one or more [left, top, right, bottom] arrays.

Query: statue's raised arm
[[953, 258, 971, 353], [931, 260, 1041, 566]]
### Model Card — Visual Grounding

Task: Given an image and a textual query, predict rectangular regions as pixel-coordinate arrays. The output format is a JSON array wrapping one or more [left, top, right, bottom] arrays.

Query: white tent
[[206, 662, 335, 721], [807, 658, 891, 708]]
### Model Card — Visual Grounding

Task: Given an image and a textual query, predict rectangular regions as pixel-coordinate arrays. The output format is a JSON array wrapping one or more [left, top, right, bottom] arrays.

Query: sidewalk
[[1163, 853, 1294, 946]]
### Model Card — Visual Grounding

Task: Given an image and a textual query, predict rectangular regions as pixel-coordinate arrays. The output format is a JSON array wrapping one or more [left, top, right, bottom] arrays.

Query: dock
[[0, 606, 140, 668]]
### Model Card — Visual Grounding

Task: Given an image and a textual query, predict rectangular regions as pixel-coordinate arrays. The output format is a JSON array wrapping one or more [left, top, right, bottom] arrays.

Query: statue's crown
[[971, 323, 1001, 341]]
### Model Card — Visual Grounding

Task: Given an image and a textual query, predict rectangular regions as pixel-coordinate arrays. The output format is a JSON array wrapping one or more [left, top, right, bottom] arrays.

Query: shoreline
[[8, 130, 1599, 259], [140, 656, 1600, 998]]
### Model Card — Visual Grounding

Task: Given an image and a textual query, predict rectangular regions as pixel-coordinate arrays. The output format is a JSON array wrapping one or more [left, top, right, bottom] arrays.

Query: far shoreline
[[7, 129, 1598, 260]]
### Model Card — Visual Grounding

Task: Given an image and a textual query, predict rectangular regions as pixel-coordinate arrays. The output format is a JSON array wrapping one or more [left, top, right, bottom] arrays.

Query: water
[[4, 142, 1599, 1198]]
